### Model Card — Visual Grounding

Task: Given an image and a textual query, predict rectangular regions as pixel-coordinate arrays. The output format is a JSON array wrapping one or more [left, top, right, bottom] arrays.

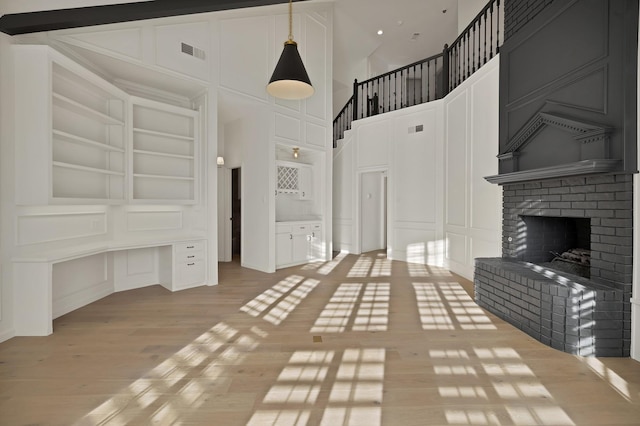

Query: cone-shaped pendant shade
[[267, 40, 314, 100]]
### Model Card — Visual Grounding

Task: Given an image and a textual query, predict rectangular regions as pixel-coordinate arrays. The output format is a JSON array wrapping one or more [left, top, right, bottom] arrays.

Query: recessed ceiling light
[[377, 29, 383, 35]]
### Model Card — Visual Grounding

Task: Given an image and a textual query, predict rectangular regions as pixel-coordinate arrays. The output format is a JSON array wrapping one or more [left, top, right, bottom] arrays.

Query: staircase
[[333, 0, 504, 147]]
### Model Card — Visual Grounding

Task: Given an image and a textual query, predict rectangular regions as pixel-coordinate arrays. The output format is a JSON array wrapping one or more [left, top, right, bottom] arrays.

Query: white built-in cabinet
[[276, 222, 322, 268], [13, 45, 200, 205], [14, 45, 128, 205], [159, 240, 207, 291], [10, 45, 208, 336], [131, 97, 198, 204], [276, 160, 313, 200]]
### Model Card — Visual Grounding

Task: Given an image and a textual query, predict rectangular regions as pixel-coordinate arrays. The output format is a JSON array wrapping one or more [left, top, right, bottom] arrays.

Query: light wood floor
[[2, 251, 640, 425]]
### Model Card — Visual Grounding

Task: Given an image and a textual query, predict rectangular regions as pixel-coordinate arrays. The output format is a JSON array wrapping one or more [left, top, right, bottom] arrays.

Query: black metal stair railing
[[333, 0, 502, 147]]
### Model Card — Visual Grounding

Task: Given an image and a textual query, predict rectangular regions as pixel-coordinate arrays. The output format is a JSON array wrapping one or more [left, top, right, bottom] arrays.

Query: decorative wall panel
[[126, 211, 183, 231], [220, 16, 269, 100], [17, 211, 107, 246]]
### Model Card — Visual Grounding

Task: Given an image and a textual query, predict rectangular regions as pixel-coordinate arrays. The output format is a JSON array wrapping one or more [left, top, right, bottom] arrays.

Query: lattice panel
[[277, 166, 299, 191]]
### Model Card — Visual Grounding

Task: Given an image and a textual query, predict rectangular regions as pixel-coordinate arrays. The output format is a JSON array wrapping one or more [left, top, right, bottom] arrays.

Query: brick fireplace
[[475, 173, 632, 356]]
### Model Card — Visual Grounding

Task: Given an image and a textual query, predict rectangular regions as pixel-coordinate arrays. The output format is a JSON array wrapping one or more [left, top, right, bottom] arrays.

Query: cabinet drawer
[[292, 224, 310, 235], [176, 250, 205, 263], [276, 223, 292, 233], [175, 260, 206, 288], [175, 240, 205, 254]]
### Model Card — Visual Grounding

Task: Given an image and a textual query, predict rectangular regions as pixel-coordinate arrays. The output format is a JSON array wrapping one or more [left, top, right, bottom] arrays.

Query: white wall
[[443, 56, 501, 279], [332, 55, 501, 280], [0, 32, 14, 341], [360, 171, 385, 252], [457, 0, 489, 34], [332, 131, 355, 253]]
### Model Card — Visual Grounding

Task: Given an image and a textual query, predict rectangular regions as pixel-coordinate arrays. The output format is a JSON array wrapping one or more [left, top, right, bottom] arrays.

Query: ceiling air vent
[[181, 42, 206, 60]]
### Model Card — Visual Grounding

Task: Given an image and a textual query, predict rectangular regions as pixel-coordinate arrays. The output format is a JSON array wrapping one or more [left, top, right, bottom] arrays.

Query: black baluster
[[483, 9, 487, 64], [490, 3, 494, 58], [496, 0, 501, 54]]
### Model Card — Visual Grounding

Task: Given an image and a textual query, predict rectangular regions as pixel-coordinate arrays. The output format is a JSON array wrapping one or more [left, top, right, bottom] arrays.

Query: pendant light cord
[[288, 0, 293, 42]]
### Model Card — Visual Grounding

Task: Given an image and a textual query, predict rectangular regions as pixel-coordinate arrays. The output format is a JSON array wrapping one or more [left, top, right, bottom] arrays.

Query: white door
[[361, 171, 386, 253]]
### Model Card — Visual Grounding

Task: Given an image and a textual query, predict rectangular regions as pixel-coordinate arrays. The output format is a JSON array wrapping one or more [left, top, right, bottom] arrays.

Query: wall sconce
[[217, 156, 225, 167], [292, 147, 299, 159]]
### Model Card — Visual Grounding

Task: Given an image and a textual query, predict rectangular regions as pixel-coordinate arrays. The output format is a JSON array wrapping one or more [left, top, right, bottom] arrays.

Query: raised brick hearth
[[475, 174, 633, 356]]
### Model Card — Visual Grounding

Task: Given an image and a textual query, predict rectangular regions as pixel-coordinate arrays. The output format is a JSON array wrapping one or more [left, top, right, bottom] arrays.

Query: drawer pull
[[187, 255, 195, 258], [187, 245, 195, 249], [187, 263, 195, 266]]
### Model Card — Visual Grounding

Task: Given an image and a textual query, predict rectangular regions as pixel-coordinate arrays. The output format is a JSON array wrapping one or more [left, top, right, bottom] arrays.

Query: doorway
[[231, 167, 241, 258], [360, 171, 387, 253]]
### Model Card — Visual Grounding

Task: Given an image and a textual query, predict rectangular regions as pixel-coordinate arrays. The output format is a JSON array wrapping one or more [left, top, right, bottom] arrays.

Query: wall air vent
[[181, 42, 206, 60]]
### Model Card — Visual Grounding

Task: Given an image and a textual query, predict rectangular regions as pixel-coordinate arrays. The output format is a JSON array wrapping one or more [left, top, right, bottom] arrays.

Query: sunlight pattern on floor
[[347, 256, 372, 277], [77, 322, 264, 425], [353, 283, 390, 332], [320, 348, 385, 426], [240, 275, 305, 317], [311, 283, 390, 333], [433, 347, 575, 425], [240, 276, 320, 326], [303, 252, 349, 274], [263, 279, 320, 326], [248, 349, 385, 426], [581, 357, 633, 401], [413, 282, 496, 330]]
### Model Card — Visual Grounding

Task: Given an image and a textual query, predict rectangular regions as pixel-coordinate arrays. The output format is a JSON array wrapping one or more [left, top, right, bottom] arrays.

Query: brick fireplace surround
[[475, 173, 633, 356]]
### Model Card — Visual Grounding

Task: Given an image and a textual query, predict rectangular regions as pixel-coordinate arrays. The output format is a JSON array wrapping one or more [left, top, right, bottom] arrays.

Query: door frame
[[356, 168, 388, 255]]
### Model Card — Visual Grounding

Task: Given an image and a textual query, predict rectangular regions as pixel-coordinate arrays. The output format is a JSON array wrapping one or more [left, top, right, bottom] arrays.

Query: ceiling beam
[[0, 0, 307, 36]]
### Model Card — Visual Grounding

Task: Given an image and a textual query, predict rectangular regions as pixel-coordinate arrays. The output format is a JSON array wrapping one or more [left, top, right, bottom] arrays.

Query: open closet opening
[[231, 167, 241, 260]]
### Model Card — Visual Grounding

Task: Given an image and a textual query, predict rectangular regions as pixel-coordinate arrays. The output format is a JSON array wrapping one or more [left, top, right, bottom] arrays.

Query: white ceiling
[[330, 0, 458, 85], [17, 0, 469, 119]]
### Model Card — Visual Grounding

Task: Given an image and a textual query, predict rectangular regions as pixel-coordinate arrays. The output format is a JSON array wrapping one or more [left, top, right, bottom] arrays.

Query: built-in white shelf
[[52, 130, 126, 153], [133, 173, 195, 181], [130, 96, 199, 204], [13, 45, 128, 205], [133, 149, 194, 160], [52, 93, 124, 126], [53, 161, 126, 176], [133, 127, 195, 141]]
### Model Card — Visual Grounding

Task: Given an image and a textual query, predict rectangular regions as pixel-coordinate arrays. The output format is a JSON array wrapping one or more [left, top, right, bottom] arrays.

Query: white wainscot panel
[[304, 14, 327, 121], [445, 91, 468, 227], [52, 253, 112, 319], [113, 248, 159, 291], [127, 211, 183, 232], [155, 21, 210, 81], [306, 121, 326, 148], [394, 227, 441, 266], [446, 232, 468, 265], [394, 110, 438, 223], [275, 113, 301, 142], [220, 16, 269, 100], [334, 220, 352, 252], [470, 67, 501, 232], [470, 237, 501, 262], [357, 120, 389, 168], [62, 28, 143, 60], [17, 212, 107, 246]]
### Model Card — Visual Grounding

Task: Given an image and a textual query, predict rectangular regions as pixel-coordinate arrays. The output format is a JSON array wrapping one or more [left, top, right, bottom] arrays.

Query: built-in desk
[[13, 236, 208, 336]]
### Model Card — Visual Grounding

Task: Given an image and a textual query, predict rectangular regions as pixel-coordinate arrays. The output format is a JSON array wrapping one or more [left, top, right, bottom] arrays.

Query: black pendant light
[[267, 0, 314, 100]]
